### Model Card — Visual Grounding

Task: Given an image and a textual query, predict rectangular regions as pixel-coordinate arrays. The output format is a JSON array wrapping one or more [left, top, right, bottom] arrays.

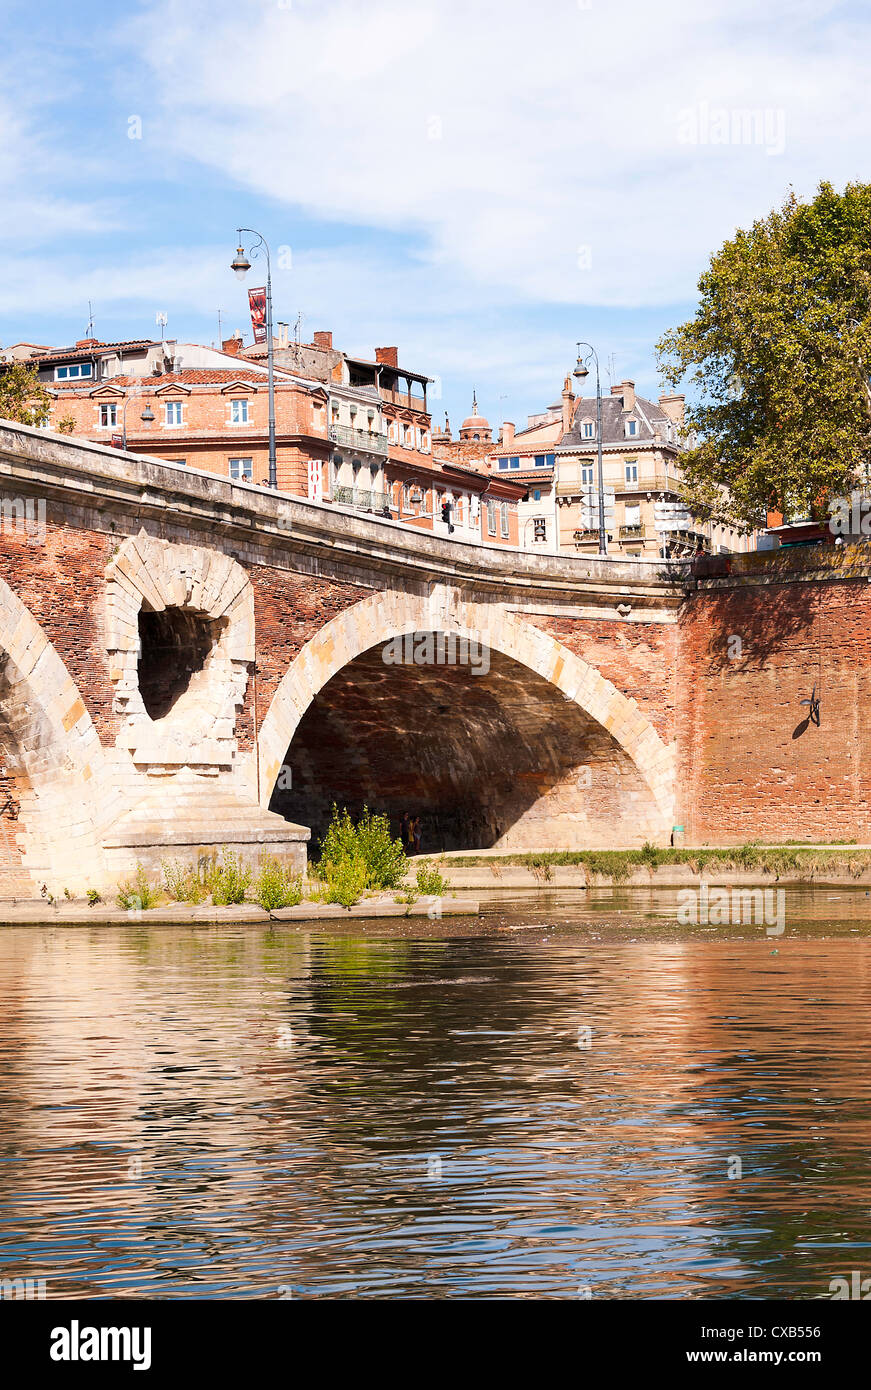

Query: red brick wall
[[240, 569, 371, 752], [0, 525, 116, 739], [528, 614, 678, 742], [675, 580, 871, 844]]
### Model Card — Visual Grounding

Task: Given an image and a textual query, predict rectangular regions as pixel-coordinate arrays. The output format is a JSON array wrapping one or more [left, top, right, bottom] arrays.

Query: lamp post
[[121, 387, 155, 449], [573, 342, 607, 557], [231, 228, 277, 489]]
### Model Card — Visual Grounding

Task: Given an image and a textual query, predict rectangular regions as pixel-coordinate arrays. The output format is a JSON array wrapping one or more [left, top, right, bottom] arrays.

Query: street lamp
[[121, 388, 156, 448], [230, 228, 277, 489], [573, 341, 607, 557]]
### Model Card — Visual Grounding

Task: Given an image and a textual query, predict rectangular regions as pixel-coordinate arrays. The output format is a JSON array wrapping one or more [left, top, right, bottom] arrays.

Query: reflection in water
[[0, 910, 870, 1299]]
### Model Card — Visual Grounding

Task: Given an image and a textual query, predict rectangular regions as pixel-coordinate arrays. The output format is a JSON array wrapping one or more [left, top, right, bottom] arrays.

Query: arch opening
[[267, 632, 668, 854], [137, 606, 224, 721]]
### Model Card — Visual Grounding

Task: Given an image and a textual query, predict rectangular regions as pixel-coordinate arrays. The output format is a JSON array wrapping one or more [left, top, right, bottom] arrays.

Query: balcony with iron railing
[[619, 523, 647, 541], [333, 485, 392, 514], [329, 423, 389, 456]]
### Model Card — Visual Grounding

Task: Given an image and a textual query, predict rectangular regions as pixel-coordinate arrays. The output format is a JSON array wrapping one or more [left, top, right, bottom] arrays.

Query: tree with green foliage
[[0, 361, 53, 427], [657, 181, 871, 530]]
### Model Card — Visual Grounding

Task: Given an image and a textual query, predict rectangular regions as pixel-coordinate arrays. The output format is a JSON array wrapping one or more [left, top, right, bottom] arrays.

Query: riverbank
[[414, 844, 871, 888], [0, 893, 479, 927]]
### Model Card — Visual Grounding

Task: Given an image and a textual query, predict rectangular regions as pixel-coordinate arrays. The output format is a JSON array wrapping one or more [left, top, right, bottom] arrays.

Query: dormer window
[[55, 363, 92, 381], [581, 421, 595, 439], [230, 398, 249, 424], [99, 403, 118, 427], [626, 419, 638, 437], [165, 400, 183, 426]]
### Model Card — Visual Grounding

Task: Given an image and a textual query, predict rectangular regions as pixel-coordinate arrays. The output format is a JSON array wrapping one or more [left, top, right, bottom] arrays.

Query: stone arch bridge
[[0, 420, 869, 896]]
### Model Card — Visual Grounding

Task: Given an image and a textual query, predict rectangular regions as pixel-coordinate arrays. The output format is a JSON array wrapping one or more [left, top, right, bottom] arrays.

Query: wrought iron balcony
[[334, 485, 392, 514], [619, 524, 646, 540], [329, 424, 388, 457]]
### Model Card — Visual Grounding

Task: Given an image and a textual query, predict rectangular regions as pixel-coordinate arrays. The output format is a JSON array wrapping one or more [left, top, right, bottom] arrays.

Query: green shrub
[[317, 804, 407, 890], [86, 888, 102, 907], [416, 863, 448, 896], [253, 859, 303, 911], [353, 807, 408, 889], [162, 859, 206, 904], [325, 854, 368, 908], [116, 864, 160, 911], [206, 850, 251, 906]]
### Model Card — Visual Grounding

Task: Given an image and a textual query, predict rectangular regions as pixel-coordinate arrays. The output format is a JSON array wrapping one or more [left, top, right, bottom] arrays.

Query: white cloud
[[127, 0, 871, 307]]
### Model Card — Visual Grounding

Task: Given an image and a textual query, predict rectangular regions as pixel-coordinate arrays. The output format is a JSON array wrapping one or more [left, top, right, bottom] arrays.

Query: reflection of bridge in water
[[0, 419, 867, 894]]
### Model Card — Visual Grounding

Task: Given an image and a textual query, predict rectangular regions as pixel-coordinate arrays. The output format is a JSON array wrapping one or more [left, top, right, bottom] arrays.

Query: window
[[581, 421, 595, 439], [626, 419, 638, 437], [546, 454, 555, 467], [581, 465, 594, 484], [165, 400, 183, 426], [625, 462, 638, 483], [533, 488, 541, 501], [509, 457, 520, 469], [498, 458, 509, 470], [99, 403, 118, 427], [230, 398, 249, 424], [171, 459, 186, 467], [229, 457, 253, 481], [402, 483, 411, 509], [487, 499, 497, 535], [55, 363, 92, 381], [625, 503, 641, 527], [534, 455, 545, 467], [500, 502, 510, 537], [533, 517, 547, 542]]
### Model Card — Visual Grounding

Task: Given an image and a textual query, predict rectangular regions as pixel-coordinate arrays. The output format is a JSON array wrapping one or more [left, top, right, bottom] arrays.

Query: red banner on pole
[[248, 286, 267, 344]]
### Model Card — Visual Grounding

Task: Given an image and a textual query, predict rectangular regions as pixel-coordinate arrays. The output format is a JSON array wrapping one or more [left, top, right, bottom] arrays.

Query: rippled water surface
[[1, 894, 871, 1299]]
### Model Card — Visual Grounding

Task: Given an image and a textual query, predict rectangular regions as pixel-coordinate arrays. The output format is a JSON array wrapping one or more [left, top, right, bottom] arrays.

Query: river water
[[1, 888, 870, 1300]]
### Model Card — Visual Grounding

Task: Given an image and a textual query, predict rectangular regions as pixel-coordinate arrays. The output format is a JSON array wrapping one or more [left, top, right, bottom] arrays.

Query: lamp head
[[140, 404, 155, 423], [231, 245, 251, 280]]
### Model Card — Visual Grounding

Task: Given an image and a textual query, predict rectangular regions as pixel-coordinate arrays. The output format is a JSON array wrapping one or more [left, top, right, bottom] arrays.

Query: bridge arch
[[256, 588, 674, 850], [0, 575, 118, 892]]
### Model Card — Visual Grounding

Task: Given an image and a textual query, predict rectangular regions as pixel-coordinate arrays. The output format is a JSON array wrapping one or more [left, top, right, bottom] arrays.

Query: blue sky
[[2, 0, 870, 432]]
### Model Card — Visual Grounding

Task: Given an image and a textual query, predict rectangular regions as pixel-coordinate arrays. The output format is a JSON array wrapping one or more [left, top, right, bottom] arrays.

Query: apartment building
[[47, 365, 331, 494], [556, 379, 753, 558]]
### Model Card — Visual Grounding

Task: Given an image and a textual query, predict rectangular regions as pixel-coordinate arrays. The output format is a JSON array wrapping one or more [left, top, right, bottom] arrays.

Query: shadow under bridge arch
[[256, 592, 674, 854]]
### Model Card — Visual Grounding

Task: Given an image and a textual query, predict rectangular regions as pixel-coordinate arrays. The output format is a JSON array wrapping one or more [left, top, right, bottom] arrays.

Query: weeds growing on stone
[[116, 864, 160, 911], [416, 863, 449, 896], [162, 859, 207, 904], [206, 850, 251, 906], [324, 854, 369, 908], [253, 859, 303, 911], [317, 805, 407, 891]]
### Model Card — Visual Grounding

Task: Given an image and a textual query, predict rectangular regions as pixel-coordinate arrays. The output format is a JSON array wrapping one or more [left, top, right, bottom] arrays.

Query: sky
[[2, 0, 870, 433]]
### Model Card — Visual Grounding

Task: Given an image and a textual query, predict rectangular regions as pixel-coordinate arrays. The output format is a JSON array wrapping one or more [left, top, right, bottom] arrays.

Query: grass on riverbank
[[419, 842, 871, 882]]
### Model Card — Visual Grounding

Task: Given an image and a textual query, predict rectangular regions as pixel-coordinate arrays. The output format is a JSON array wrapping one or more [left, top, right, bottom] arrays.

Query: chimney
[[561, 374, 575, 434], [313, 331, 333, 351], [502, 421, 515, 448], [658, 392, 685, 426], [621, 379, 636, 412], [76, 338, 100, 348], [375, 346, 398, 368], [222, 335, 243, 356], [610, 383, 623, 395]]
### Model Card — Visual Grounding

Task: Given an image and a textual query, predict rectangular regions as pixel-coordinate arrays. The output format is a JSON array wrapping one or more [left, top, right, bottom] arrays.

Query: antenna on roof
[[86, 302, 95, 338], [155, 311, 168, 342], [606, 353, 616, 390], [216, 309, 223, 345]]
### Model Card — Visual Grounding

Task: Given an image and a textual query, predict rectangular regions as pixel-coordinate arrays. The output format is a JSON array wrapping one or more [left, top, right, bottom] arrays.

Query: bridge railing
[[333, 485, 392, 515]]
